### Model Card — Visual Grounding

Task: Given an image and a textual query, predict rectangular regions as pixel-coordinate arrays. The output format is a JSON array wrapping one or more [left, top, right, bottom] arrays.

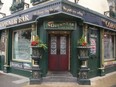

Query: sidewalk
[[23, 72, 116, 87], [0, 71, 29, 87]]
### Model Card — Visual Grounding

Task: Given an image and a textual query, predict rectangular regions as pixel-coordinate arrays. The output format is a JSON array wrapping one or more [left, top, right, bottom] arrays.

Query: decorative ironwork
[[30, 46, 43, 84], [77, 45, 90, 85], [10, 0, 25, 14]]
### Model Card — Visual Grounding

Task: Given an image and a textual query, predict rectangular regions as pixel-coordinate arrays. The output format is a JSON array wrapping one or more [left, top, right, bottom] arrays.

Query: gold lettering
[[102, 19, 116, 30]]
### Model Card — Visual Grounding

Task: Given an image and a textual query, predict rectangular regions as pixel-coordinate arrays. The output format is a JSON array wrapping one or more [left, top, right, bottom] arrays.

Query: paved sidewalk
[[0, 71, 29, 87], [23, 72, 116, 87]]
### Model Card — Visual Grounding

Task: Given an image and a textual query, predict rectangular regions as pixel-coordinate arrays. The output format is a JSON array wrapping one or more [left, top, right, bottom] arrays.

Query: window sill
[[104, 59, 115, 62]]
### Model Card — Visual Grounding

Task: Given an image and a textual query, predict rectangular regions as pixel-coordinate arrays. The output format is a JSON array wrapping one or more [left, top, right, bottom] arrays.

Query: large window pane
[[104, 32, 115, 60], [12, 29, 31, 62]]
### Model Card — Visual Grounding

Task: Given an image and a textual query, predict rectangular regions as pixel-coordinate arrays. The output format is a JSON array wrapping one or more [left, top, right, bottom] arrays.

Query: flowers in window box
[[31, 41, 39, 46], [38, 43, 48, 50], [31, 35, 39, 46], [31, 35, 47, 50], [78, 35, 87, 46]]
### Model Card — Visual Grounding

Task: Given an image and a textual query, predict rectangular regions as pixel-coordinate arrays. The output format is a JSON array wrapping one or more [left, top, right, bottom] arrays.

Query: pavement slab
[[0, 71, 29, 87]]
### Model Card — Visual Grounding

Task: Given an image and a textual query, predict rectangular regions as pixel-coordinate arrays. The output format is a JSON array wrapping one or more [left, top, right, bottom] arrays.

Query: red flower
[[31, 41, 39, 46], [82, 42, 87, 46]]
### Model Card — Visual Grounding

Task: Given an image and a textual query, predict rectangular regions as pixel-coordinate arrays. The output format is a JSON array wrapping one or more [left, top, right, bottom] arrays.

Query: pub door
[[48, 33, 69, 71]]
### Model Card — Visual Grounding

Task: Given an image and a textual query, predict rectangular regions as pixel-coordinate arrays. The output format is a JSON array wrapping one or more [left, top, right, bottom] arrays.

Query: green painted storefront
[[0, 0, 116, 80]]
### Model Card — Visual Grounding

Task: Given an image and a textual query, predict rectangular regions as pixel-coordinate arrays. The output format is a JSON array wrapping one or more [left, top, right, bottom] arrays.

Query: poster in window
[[90, 38, 96, 55]]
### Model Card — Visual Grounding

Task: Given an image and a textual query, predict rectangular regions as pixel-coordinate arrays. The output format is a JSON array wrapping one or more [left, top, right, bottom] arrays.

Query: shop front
[[0, 0, 115, 82]]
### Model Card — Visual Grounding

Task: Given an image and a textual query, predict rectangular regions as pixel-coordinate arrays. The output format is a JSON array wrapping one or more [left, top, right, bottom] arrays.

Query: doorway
[[48, 31, 70, 71]]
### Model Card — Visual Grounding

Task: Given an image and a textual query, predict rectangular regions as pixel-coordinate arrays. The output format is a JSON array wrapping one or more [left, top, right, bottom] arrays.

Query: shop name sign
[[44, 21, 76, 30], [102, 19, 116, 30], [0, 15, 29, 27]]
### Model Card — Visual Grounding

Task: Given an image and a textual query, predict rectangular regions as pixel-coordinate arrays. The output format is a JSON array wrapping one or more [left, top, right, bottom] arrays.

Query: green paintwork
[[0, 55, 5, 70], [105, 66, 116, 74], [88, 29, 100, 78], [70, 24, 83, 77], [37, 22, 48, 77], [9, 68, 31, 77]]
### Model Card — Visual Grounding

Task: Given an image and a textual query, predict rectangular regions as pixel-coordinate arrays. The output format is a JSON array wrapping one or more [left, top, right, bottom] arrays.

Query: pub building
[[0, 0, 116, 84]]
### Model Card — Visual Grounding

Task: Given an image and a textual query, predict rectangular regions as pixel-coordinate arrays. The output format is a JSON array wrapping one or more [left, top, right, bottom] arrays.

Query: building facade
[[0, 0, 116, 82]]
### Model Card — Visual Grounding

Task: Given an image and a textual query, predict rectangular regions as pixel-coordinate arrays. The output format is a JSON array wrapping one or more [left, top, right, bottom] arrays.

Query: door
[[48, 34, 69, 71]]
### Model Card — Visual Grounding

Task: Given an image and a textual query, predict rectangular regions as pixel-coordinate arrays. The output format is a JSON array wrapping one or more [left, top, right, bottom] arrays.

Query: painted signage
[[102, 19, 116, 30], [0, 4, 61, 28], [0, 0, 116, 31], [44, 21, 76, 30], [0, 15, 29, 27], [62, 5, 84, 17], [10, 61, 31, 70]]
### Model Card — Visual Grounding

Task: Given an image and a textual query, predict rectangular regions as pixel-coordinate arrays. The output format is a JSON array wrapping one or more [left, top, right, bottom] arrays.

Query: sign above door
[[44, 21, 76, 30]]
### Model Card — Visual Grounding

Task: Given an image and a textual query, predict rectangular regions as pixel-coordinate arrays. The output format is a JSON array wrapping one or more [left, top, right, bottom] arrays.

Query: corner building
[[0, 0, 116, 80]]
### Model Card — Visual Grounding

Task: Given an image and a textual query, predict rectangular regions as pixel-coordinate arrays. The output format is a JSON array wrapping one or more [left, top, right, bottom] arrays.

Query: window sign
[[13, 29, 31, 61], [90, 38, 96, 55]]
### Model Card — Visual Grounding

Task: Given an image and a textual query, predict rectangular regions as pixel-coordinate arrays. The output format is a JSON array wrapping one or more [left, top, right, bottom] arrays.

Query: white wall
[[77, 0, 109, 14], [0, 0, 109, 18]]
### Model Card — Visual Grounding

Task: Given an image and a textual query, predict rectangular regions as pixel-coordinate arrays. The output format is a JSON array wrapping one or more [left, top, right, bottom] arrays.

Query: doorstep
[[23, 72, 116, 87]]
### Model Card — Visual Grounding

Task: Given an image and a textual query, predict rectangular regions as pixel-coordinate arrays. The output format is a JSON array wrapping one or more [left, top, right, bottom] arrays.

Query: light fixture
[[0, 0, 3, 9]]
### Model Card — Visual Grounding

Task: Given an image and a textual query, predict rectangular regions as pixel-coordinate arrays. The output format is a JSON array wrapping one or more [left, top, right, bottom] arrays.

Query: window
[[104, 31, 116, 60], [12, 29, 31, 62]]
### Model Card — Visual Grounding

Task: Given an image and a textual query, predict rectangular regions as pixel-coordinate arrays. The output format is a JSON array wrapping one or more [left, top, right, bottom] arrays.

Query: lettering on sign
[[0, 15, 29, 27], [102, 19, 116, 30], [45, 21, 76, 30], [62, 6, 84, 16]]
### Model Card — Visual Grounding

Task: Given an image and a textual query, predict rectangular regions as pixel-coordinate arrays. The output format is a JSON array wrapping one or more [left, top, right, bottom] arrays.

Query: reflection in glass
[[13, 29, 31, 61]]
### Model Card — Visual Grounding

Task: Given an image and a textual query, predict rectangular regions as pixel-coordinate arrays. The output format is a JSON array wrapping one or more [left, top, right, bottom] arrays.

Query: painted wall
[[0, 0, 109, 18], [77, 0, 109, 14]]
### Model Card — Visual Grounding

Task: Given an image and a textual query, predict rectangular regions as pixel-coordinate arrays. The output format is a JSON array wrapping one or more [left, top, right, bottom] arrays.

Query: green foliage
[[38, 40, 48, 50], [78, 35, 87, 46]]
